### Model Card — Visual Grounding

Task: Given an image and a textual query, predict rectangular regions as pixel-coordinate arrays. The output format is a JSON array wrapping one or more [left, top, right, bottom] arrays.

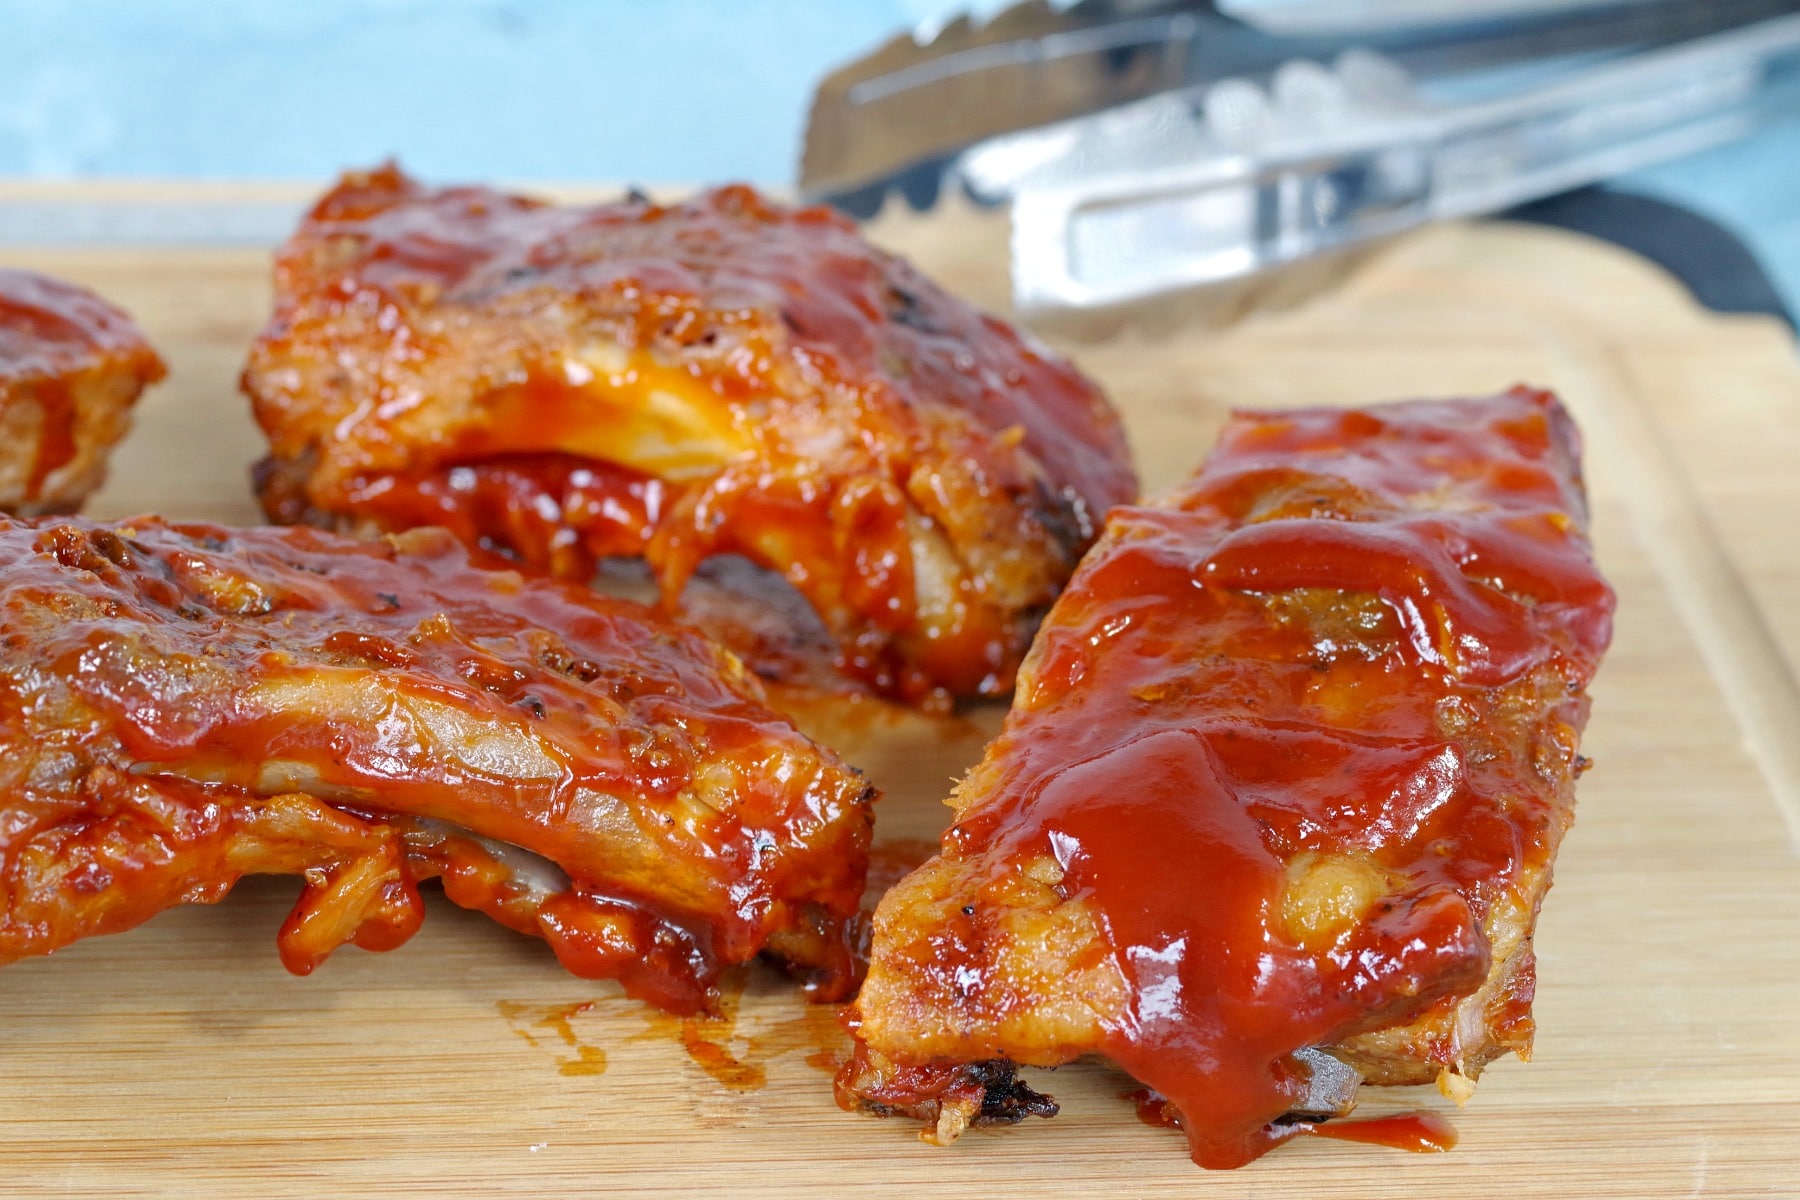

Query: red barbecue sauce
[[1302, 1110, 1458, 1153], [271, 166, 1132, 520], [1127, 1089, 1457, 1154], [0, 268, 164, 503], [245, 166, 1138, 700], [886, 390, 1613, 1168], [328, 454, 667, 578], [1, 516, 871, 1010]]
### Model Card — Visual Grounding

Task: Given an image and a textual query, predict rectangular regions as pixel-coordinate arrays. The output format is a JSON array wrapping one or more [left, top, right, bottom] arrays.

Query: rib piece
[[837, 389, 1615, 1167], [0, 514, 874, 1013], [1, 269, 165, 513], [242, 165, 1138, 703]]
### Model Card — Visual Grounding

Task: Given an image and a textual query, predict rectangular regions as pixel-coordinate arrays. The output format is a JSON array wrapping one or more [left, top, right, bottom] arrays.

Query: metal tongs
[[800, 0, 1800, 314]]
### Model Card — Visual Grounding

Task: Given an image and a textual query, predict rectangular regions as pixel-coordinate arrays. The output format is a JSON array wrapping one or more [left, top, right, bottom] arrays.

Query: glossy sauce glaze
[[0, 269, 154, 383], [261, 453, 669, 579], [267, 169, 1131, 522], [844, 389, 1614, 1167], [0, 515, 873, 1011], [1126, 1088, 1456, 1154], [244, 166, 1138, 702], [0, 269, 165, 510]]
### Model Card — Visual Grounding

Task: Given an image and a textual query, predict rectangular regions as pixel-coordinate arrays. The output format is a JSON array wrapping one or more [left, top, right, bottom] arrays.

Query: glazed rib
[[1, 269, 165, 513], [242, 166, 1137, 703], [838, 389, 1615, 1167], [0, 515, 874, 1012]]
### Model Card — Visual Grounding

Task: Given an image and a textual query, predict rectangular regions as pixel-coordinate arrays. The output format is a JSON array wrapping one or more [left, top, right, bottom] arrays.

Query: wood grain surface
[[2, 197, 1798, 1198]]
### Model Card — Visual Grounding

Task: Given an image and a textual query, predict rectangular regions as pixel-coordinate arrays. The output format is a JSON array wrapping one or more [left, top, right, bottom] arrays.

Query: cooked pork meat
[[242, 166, 1137, 703], [0, 269, 165, 513], [0, 514, 874, 1013], [837, 389, 1615, 1167]]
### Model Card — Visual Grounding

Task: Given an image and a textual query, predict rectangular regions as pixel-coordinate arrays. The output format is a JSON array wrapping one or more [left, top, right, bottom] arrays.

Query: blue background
[[2, 0, 1795, 305]]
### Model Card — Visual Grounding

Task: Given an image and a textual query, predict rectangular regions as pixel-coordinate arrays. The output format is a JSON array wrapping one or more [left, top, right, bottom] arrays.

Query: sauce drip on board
[[1125, 1088, 1457, 1154], [1300, 1110, 1458, 1153], [842, 390, 1615, 1168], [497, 1000, 608, 1076], [630, 967, 769, 1090]]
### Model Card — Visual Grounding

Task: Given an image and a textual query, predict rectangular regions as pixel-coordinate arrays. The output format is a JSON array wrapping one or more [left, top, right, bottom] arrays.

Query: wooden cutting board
[[3, 194, 1799, 1199]]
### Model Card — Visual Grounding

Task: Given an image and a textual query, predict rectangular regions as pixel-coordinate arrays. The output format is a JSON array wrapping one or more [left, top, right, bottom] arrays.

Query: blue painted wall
[[0, 0, 955, 182], [2, 0, 1795, 304]]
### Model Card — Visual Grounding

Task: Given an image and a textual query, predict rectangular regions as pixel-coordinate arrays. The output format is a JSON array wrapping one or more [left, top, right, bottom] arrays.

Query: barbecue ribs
[[837, 389, 1616, 1167], [242, 166, 1137, 703], [1, 269, 165, 514], [0, 514, 874, 1012]]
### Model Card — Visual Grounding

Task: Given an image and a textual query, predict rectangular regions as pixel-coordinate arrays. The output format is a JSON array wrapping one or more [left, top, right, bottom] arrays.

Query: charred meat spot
[[885, 283, 942, 335], [538, 643, 603, 684], [965, 1060, 1059, 1125], [1019, 479, 1093, 561]]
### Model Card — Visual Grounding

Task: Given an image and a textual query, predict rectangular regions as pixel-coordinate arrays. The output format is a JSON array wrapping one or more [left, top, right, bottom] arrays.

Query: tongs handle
[[1010, 15, 1800, 312]]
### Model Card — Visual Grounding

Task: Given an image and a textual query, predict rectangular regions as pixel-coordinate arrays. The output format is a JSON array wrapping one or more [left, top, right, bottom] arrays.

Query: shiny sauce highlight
[[940, 391, 1613, 1167], [1, 268, 165, 505], [3, 515, 872, 1008], [246, 167, 1138, 701]]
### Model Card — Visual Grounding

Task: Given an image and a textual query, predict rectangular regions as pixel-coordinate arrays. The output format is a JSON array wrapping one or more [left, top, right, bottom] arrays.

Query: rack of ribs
[[1, 268, 165, 514], [836, 388, 1616, 1167], [0, 514, 874, 1013], [242, 165, 1137, 704]]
